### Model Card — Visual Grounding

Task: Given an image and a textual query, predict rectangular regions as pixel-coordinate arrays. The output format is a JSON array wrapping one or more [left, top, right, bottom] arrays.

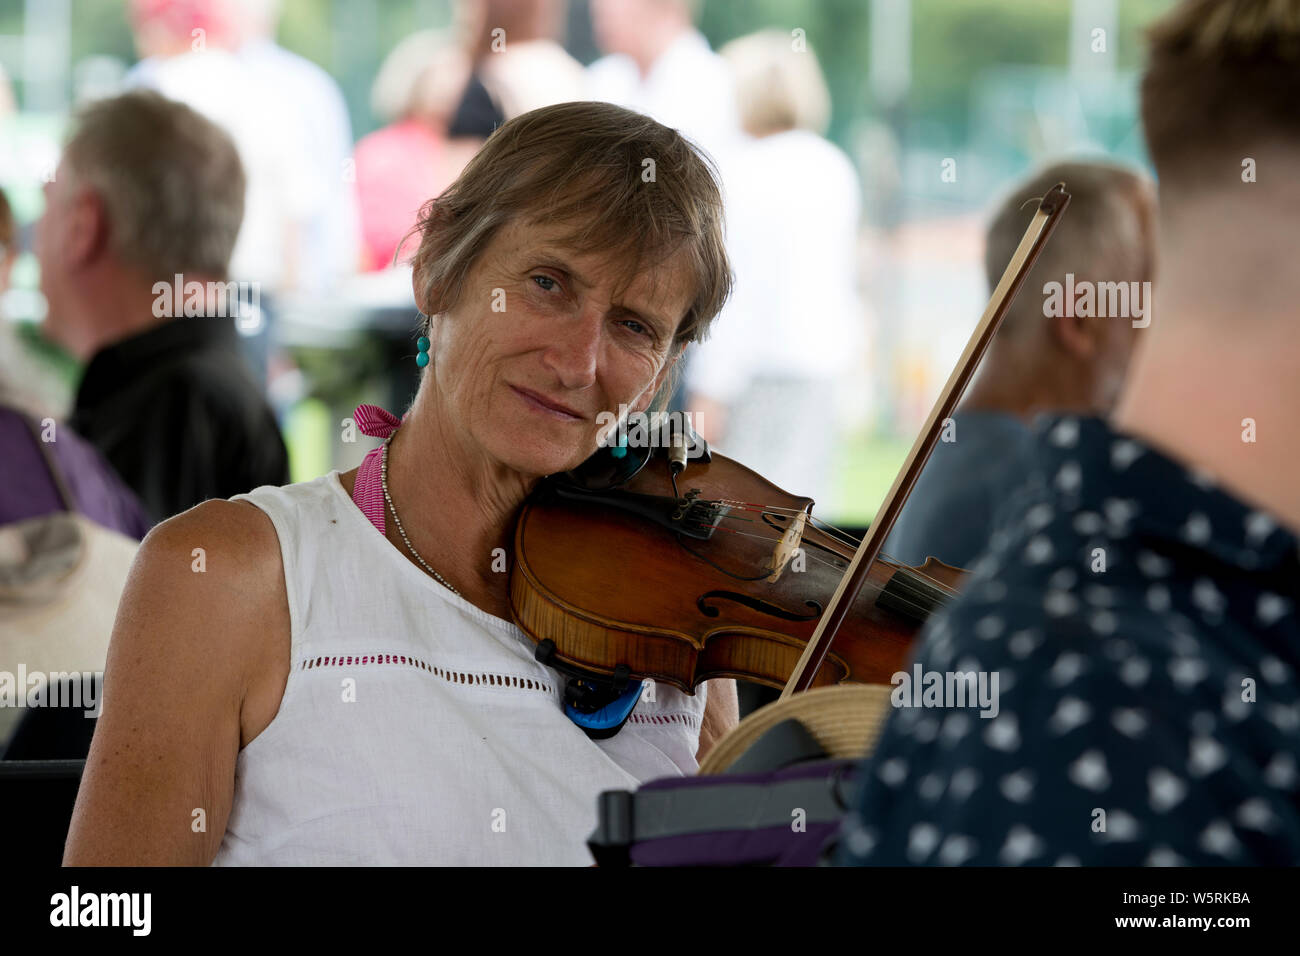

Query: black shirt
[[837, 414, 1299, 865], [69, 317, 290, 523], [448, 73, 505, 138]]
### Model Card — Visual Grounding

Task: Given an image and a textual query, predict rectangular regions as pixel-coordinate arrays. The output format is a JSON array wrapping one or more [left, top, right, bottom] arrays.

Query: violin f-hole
[[697, 591, 823, 622]]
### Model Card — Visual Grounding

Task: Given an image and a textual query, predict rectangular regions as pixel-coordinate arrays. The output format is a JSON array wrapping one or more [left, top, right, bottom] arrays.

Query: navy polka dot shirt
[[836, 415, 1299, 866]]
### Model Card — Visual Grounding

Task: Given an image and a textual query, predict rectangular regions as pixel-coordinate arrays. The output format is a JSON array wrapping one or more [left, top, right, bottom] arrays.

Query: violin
[[513, 443, 965, 695], [508, 184, 1072, 728]]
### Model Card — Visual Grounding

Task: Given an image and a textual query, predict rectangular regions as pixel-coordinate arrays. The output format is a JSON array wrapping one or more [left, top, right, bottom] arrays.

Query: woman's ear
[[410, 265, 435, 317], [407, 203, 453, 312]]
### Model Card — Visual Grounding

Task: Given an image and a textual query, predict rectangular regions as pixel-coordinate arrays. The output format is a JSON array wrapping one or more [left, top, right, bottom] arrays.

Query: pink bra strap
[[351, 404, 406, 534]]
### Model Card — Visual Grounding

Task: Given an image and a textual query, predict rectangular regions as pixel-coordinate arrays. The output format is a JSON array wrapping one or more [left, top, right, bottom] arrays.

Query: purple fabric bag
[[589, 758, 858, 867], [0, 405, 153, 539]]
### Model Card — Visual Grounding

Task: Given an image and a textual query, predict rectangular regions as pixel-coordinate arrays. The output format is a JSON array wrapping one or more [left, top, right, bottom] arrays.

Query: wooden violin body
[[510, 448, 963, 695]]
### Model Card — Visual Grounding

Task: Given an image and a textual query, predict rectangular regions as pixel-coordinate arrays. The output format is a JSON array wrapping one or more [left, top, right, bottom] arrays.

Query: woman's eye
[[532, 275, 558, 292]]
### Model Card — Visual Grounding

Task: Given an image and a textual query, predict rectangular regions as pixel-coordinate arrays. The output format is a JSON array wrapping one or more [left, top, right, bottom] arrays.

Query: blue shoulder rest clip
[[534, 639, 644, 739], [564, 680, 644, 739]]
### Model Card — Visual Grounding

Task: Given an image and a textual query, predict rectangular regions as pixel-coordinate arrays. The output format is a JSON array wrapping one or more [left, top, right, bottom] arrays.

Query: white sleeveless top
[[212, 471, 706, 866]]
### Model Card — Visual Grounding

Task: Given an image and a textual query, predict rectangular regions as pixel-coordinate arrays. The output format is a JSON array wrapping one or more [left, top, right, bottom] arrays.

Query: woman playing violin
[[64, 102, 739, 865]]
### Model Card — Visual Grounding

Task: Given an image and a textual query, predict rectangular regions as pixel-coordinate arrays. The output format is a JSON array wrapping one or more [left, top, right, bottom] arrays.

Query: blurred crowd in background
[[1, 0, 1173, 531]]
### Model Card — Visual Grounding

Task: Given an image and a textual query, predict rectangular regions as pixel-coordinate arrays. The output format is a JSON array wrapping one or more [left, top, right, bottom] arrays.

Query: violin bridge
[[764, 510, 808, 583]]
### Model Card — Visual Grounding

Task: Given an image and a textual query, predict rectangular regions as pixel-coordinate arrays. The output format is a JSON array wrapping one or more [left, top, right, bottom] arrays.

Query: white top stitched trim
[[298, 653, 555, 695], [627, 711, 702, 729]]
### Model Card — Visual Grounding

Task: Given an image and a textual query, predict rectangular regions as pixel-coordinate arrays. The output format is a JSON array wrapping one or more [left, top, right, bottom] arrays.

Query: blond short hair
[[722, 30, 831, 137], [408, 100, 733, 350], [371, 30, 469, 122], [62, 90, 245, 279]]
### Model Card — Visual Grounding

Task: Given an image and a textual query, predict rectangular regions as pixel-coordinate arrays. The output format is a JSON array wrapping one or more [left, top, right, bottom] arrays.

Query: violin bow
[[779, 182, 1072, 699]]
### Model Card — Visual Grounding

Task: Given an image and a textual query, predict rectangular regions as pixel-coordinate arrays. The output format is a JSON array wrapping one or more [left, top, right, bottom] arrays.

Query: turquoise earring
[[415, 335, 430, 368]]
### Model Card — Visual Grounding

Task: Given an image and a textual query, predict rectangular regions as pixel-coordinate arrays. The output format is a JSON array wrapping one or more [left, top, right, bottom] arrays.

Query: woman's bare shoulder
[[143, 498, 282, 582], [134, 499, 288, 665], [134, 498, 292, 743]]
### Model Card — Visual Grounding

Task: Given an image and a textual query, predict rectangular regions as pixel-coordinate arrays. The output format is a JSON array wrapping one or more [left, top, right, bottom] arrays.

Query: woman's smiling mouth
[[509, 384, 586, 421]]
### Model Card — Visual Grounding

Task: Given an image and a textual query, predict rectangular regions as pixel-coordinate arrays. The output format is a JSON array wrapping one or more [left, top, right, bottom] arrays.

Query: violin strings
[[697, 490, 918, 560], [700, 503, 960, 609], [690, 527, 905, 608], [705, 523, 854, 574], [707, 518, 853, 575], [691, 520, 857, 578], [707, 508, 888, 574], [727, 502, 862, 548], [691, 519, 950, 621], [712, 504, 875, 571], [712, 497, 959, 597], [712, 499, 867, 551], [810, 516, 866, 550], [670, 465, 956, 614]]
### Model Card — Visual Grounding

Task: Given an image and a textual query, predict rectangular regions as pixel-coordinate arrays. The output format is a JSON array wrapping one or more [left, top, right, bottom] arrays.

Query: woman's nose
[[541, 306, 602, 389]]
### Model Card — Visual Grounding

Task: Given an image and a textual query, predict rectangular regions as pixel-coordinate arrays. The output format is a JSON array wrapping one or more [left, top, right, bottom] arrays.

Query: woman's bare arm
[[64, 500, 288, 865], [695, 678, 740, 764]]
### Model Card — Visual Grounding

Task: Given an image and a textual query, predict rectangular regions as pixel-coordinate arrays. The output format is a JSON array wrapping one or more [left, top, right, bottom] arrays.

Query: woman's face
[[422, 218, 695, 478]]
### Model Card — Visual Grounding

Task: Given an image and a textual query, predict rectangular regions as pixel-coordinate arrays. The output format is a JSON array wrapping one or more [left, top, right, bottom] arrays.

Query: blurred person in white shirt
[[685, 30, 864, 517], [229, 0, 359, 293], [586, 0, 741, 168], [126, 0, 314, 297]]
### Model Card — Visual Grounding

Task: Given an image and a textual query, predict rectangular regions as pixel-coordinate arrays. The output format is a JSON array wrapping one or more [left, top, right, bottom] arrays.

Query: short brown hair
[[1141, 0, 1300, 193], [984, 160, 1156, 334], [62, 90, 246, 279], [409, 101, 733, 351]]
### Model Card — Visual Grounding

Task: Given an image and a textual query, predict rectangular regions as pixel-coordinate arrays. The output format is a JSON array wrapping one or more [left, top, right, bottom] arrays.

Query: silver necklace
[[380, 431, 461, 597]]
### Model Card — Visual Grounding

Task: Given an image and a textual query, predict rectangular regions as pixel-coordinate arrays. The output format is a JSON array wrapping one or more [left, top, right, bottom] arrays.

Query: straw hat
[[698, 682, 894, 775]]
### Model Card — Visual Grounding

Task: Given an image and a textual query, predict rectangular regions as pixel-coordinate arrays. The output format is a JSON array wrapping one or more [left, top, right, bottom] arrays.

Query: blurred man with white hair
[[0, 186, 152, 540], [39, 91, 289, 523]]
